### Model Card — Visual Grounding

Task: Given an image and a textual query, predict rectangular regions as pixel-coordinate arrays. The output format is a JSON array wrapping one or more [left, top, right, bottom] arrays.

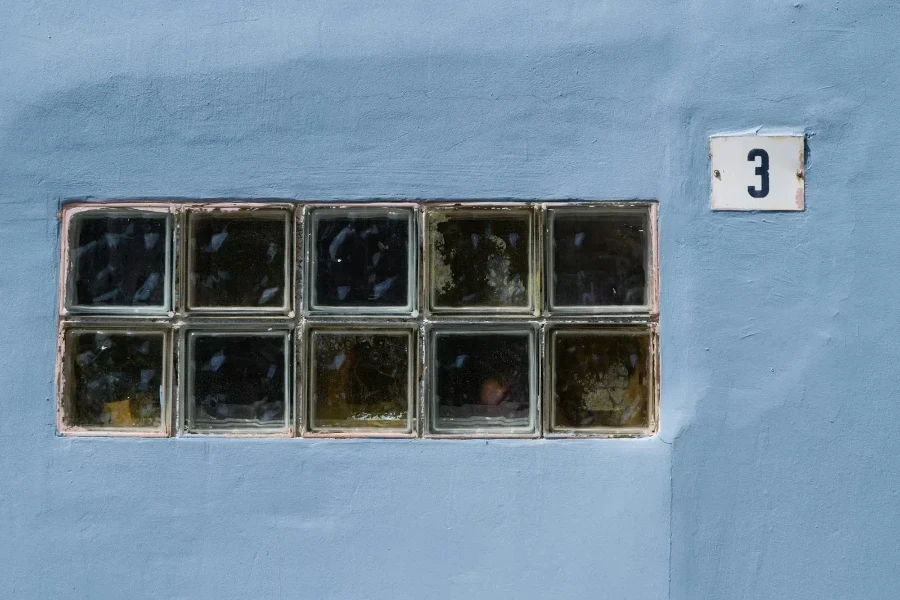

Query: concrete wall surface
[[0, 1, 898, 598]]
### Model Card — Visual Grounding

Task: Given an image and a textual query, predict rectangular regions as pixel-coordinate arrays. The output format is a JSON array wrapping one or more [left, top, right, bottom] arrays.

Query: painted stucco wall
[[1, 1, 897, 598]]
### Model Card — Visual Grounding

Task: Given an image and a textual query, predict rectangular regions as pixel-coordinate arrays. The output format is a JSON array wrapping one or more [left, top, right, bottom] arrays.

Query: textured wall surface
[[0, 1, 897, 599]]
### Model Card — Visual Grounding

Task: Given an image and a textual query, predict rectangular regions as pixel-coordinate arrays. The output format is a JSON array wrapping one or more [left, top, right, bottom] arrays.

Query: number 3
[[747, 149, 770, 198]]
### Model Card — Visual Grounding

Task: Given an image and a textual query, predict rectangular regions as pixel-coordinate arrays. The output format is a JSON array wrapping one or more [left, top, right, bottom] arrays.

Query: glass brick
[[68, 212, 170, 311], [427, 208, 534, 313], [549, 329, 652, 432], [309, 207, 415, 313], [186, 332, 290, 432], [188, 211, 291, 311], [429, 328, 536, 434], [308, 329, 413, 432], [549, 209, 649, 310], [63, 329, 166, 429]]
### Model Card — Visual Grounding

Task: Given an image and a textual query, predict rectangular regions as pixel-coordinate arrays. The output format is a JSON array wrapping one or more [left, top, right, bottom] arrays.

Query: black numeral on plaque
[[747, 148, 770, 198]]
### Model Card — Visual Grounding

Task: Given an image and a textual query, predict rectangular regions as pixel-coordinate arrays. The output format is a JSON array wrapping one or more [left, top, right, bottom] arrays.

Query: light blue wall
[[0, 1, 897, 598]]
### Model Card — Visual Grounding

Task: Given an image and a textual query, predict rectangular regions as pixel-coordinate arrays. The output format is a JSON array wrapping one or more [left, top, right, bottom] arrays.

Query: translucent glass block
[[186, 332, 290, 432], [308, 207, 415, 313], [429, 328, 536, 435], [63, 329, 166, 430], [188, 211, 291, 311], [308, 329, 414, 433], [549, 329, 652, 432], [548, 209, 649, 311], [427, 208, 535, 313], [68, 212, 170, 311]]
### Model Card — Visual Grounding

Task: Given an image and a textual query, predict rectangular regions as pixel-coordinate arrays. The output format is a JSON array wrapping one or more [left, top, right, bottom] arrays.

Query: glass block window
[[57, 201, 657, 438]]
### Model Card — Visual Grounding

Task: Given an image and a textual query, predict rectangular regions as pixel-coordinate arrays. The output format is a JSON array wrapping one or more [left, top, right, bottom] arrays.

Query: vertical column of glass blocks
[[423, 205, 541, 437], [58, 205, 175, 435], [543, 204, 657, 436], [302, 205, 419, 437], [181, 206, 295, 434]]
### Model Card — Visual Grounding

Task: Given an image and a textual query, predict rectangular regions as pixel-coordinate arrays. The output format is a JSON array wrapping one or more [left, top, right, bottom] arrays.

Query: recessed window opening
[[56, 201, 658, 438]]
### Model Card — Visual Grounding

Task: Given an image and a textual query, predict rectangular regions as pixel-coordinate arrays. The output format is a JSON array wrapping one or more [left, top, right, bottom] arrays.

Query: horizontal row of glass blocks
[[59, 324, 657, 437], [60, 202, 656, 316], [57, 201, 658, 437]]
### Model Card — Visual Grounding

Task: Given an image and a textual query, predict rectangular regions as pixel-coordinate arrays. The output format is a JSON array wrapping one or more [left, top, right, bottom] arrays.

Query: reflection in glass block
[[70, 214, 168, 308], [551, 331, 650, 430], [188, 334, 288, 431], [66, 331, 164, 428], [309, 331, 411, 430], [432, 331, 533, 432], [189, 214, 288, 309], [311, 210, 412, 310], [551, 212, 647, 308], [429, 211, 532, 310]]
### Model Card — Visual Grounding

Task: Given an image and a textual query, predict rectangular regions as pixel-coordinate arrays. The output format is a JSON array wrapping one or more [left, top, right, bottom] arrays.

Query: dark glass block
[[189, 214, 288, 309], [432, 331, 533, 431], [551, 213, 647, 307], [312, 211, 411, 308], [189, 334, 287, 430], [310, 332, 411, 430], [66, 331, 164, 428], [71, 214, 168, 308], [552, 332, 651, 430], [429, 212, 531, 309]]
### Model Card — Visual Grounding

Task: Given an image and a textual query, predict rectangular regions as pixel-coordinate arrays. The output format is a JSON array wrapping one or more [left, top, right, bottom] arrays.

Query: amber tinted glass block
[[429, 210, 532, 310], [551, 331, 651, 430], [65, 330, 165, 428], [187, 333, 288, 431], [431, 330, 534, 432], [70, 214, 169, 309], [189, 213, 289, 310], [309, 331, 412, 431], [310, 209, 412, 310], [551, 212, 647, 308]]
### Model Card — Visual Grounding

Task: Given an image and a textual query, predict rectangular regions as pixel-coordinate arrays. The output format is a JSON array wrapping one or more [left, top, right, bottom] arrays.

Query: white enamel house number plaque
[[710, 135, 805, 211]]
